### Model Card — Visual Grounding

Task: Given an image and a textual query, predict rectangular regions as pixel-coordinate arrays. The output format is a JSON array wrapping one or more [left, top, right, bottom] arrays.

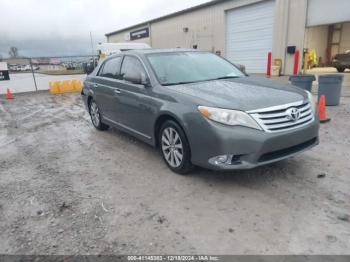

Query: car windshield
[[146, 51, 245, 85]]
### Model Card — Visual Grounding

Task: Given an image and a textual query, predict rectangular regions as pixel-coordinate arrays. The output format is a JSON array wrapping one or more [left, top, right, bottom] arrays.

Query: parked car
[[332, 50, 350, 72], [82, 49, 319, 174], [23, 65, 31, 71], [83, 58, 98, 74], [8, 64, 18, 72]]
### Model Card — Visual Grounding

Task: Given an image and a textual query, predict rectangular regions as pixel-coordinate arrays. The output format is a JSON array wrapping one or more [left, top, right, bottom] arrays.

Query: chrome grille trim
[[248, 100, 315, 133], [247, 100, 305, 113]]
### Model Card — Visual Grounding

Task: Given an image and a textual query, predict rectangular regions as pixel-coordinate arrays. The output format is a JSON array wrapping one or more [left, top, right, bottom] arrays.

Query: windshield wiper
[[213, 76, 240, 80], [162, 76, 240, 86], [162, 81, 197, 86]]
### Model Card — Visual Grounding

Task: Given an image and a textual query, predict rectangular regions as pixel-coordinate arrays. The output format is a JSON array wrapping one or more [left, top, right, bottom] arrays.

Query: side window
[[120, 56, 146, 80], [98, 57, 122, 79]]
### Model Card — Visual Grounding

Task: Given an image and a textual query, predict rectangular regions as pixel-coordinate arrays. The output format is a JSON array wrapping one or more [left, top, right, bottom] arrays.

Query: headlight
[[198, 106, 262, 130], [306, 91, 316, 113]]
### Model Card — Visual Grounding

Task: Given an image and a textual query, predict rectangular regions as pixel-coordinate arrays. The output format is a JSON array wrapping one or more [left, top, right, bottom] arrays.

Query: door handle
[[93, 83, 99, 88], [114, 89, 121, 94]]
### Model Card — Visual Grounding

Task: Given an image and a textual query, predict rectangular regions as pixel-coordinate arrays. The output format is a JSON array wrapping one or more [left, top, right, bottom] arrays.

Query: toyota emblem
[[286, 107, 301, 121]]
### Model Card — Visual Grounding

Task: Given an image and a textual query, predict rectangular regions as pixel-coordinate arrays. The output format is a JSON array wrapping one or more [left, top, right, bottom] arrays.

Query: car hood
[[167, 76, 306, 111]]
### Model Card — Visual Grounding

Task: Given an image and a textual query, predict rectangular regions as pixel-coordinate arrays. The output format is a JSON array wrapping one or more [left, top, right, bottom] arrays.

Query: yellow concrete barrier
[[59, 80, 74, 93], [49, 81, 60, 94], [49, 79, 82, 94], [71, 79, 82, 92]]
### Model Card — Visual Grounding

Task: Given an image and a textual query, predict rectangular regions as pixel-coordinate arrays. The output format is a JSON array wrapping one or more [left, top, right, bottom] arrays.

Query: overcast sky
[[0, 0, 209, 57]]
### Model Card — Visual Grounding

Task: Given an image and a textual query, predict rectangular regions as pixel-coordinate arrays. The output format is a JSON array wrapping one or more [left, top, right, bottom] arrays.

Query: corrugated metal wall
[[107, 0, 265, 56], [107, 0, 311, 74]]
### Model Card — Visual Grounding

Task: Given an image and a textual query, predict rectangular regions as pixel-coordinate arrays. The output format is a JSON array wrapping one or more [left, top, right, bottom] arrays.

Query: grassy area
[[38, 69, 85, 75]]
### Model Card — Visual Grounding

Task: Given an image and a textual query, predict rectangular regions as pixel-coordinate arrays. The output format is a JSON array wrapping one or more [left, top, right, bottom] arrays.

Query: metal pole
[[29, 58, 38, 91], [90, 31, 94, 56], [293, 49, 300, 75], [267, 52, 272, 78], [148, 22, 152, 47], [90, 31, 94, 65]]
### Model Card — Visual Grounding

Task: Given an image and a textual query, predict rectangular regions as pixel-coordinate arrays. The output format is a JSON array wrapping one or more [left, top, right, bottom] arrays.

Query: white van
[[97, 42, 151, 60]]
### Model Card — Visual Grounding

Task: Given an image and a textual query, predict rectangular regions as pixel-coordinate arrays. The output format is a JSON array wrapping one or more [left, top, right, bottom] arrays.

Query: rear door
[[93, 56, 123, 120]]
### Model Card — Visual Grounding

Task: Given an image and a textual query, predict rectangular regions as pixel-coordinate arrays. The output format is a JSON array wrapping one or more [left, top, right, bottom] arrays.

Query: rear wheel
[[336, 67, 345, 73], [89, 99, 109, 131], [159, 120, 193, 174]]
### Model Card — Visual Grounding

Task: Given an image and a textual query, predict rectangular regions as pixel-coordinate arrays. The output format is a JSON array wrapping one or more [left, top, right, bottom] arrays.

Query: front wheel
[[159, 120, 193, 174], [89, 99, 109, 131]]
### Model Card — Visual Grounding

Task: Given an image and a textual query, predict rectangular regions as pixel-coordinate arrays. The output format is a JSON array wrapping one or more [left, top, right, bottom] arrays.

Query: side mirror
[[140, 72, 149, 86], [124, 71, 149, 86]]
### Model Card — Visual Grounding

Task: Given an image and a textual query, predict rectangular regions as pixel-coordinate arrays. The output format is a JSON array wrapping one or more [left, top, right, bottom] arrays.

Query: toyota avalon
[[82, 49, 319, 174]]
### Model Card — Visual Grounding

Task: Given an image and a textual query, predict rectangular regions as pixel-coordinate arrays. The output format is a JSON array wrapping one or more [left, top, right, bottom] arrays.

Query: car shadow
[[190, 160, 301, 185]]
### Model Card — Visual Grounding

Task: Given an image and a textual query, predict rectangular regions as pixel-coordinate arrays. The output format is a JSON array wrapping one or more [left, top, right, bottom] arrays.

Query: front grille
[[258, 137, 318, 162], [248, 101, 314, 133]]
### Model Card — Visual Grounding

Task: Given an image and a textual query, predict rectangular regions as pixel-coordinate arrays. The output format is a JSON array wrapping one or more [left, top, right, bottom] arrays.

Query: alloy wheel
[[161, 127, 183, 168], [90, 101, 100, 127]]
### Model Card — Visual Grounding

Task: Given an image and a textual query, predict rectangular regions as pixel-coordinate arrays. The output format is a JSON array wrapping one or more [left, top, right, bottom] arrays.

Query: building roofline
[[105, 0, 228, 37]]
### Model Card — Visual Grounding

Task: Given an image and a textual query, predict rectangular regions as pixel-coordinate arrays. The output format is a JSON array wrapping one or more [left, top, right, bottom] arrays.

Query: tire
[[89, 99, 109, 131], [159, 120, 193, 174], [336, 67, 345, 73]]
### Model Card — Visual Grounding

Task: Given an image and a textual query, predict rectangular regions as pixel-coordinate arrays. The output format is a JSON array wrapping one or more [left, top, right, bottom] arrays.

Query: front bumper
[[186, 114, 319, 170]]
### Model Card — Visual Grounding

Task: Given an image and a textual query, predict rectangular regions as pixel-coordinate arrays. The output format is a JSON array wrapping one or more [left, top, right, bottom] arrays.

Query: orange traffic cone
[[318, 95, 330, 123], [6, 88, 14, 100]]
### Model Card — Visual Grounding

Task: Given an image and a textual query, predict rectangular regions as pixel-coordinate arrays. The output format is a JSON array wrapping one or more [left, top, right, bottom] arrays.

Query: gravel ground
[[0, 90, 349, 255]]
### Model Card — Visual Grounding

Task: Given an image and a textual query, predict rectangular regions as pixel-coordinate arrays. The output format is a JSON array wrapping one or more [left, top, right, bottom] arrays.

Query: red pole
[[267, 52, 272, 78], [293, 49, 300, 75]]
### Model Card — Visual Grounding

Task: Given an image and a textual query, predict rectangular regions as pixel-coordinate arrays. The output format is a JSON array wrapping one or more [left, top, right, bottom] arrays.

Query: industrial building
[[105, 0, 350, 74]]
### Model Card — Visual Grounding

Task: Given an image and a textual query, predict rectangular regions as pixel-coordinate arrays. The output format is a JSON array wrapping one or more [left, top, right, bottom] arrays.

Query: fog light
[[216, 155, 229, 164], [209, 154, 243, 166]]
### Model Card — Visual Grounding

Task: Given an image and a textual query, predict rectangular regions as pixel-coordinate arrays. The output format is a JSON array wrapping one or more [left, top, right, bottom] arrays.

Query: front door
[[114, 55, 155, 139]]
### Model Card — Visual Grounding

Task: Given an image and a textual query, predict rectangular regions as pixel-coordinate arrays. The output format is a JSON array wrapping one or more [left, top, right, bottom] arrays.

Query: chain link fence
[[0, 55, 98, 94]]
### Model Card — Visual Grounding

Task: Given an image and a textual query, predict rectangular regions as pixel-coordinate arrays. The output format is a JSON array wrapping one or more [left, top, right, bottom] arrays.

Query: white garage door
[[225, 0, 275, 73], [307, 0, 350, 27]]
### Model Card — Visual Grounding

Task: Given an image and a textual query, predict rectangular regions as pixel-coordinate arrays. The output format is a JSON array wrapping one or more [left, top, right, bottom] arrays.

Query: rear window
[[98, 56, 122, 79]]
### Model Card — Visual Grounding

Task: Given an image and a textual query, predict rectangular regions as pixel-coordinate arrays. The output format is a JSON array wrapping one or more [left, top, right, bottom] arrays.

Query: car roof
[[103, 48, 208, 62], [122, 48, 200, 55]]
